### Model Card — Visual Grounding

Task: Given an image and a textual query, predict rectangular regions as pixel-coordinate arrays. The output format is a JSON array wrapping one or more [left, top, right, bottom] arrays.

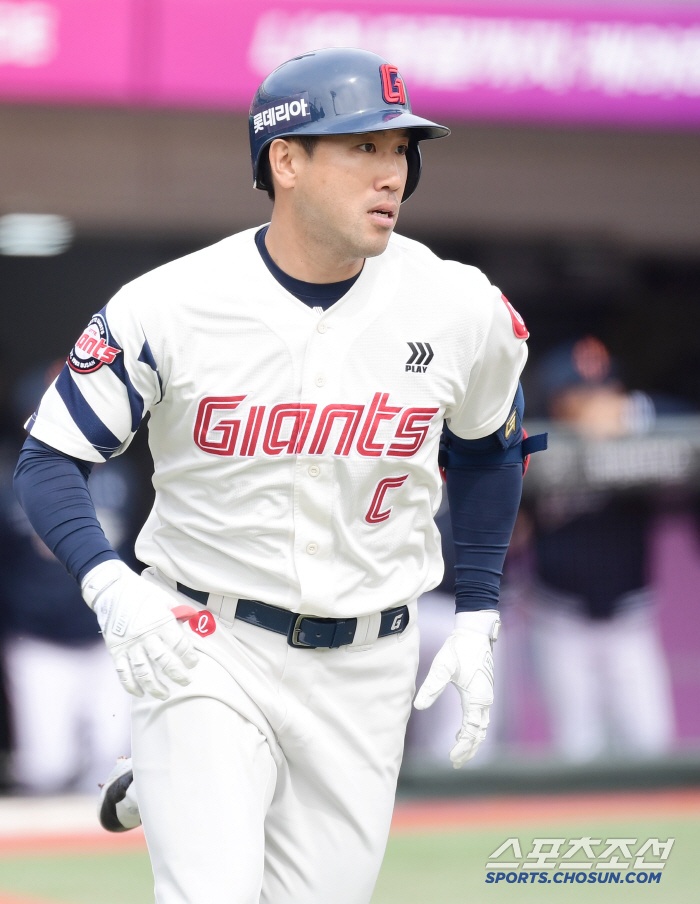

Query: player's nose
[[374, 153, 405, 195]]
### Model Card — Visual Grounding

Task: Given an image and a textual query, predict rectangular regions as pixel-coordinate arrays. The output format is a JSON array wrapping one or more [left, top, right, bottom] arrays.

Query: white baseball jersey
[[29, 227, 527, 617]]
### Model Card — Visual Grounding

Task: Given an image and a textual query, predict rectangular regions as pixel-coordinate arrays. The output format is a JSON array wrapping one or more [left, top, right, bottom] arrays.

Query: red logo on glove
[[172, 605, 216, 637], [502, 295, 529, 339]]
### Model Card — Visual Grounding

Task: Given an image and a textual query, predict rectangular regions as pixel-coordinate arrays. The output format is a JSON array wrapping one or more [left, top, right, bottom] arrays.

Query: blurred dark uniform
[[525, 338, 674, 761], [0, 367, 138, 793]]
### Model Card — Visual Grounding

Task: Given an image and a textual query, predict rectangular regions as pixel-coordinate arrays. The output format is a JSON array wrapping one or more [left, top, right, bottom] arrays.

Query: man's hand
[[413, 610, 500, 768], [82, 560, 199, 700]]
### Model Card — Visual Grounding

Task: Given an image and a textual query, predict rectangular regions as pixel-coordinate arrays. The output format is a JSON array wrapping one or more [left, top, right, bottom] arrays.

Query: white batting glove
[[414, 610, 500, 769], [82, 560, 199, 700]]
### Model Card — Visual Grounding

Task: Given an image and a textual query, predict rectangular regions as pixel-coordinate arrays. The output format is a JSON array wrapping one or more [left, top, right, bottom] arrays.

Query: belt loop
[[206, 594, 223, 619], [349, 611, 381, 648], [218, 597, 239, 628], [149, 568, 177, 592], [365, 611, 382, 644]]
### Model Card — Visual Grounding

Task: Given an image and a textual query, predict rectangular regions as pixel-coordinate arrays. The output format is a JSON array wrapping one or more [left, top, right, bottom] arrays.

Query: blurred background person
[[0, 354, 14, 786], [524, 336, 675, 763], [0, 362, 135, 794]]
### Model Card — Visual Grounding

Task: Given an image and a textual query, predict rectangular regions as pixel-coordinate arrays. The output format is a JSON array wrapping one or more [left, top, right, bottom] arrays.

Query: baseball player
[[14, 48, 543, 904]]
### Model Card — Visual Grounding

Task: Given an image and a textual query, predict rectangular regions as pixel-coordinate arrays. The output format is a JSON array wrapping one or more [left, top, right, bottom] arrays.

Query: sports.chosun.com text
[[486, 870, 661, 884], [484, 836, 673, 884]]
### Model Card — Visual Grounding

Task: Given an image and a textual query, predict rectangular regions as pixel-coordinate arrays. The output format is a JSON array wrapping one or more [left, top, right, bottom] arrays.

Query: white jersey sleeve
[[446, 284, 529, 440], [27, 291, 162, 461]]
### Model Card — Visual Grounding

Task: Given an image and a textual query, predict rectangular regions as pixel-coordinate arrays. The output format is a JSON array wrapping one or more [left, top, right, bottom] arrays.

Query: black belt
[[176, 583, 409, 649]]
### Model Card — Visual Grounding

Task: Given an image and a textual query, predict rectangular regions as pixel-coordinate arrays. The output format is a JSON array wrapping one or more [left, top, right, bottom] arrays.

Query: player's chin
[[362, 219, 395, 255]]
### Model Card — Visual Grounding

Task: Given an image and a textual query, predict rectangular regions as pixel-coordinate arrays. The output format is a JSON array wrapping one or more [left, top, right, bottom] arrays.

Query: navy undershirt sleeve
[[443, 393, 527, 613], [446, 456, 523, 612], [14, 436, 119, 584], [443, 382, 537, 612]]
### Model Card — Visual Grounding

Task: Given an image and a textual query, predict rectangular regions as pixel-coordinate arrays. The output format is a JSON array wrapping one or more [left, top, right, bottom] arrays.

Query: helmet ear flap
[[402, 142, 422, 203], [255, 144, 272, 193]]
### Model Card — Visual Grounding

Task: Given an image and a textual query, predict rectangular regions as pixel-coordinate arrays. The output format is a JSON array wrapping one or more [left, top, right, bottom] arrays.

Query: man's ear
[[267, 138, 302, 192]]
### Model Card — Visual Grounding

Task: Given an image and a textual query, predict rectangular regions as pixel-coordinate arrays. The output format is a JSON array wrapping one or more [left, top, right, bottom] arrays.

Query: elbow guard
[[439, 383, 547, 476]]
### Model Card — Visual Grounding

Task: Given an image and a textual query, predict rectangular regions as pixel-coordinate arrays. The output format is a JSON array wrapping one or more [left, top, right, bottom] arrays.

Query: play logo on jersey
[[252, 92, 312, 136], [68, 314, 121, 374], [406, 342, 434, 373]]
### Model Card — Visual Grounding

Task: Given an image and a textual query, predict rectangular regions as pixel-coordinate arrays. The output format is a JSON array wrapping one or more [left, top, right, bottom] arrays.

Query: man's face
[[550, 384, 627, 438], [283, 130, 409, 262]]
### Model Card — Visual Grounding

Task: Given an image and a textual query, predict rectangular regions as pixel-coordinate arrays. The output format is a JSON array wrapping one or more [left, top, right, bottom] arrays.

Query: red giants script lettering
[[193, 396, 246, 455], [263, 404, 317, 455], [75, 333, 120, 364], [309, 405, 364, 455], [357, 393, 401, 456], [240, 406, 265, 456], [388, 408, 439, 457], [193, 394, 439, 459]]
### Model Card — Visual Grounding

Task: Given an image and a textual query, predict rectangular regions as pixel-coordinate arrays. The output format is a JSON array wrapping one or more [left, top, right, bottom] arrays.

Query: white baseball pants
[[131, 570, 419, 904], [531, 592, 674, 761]]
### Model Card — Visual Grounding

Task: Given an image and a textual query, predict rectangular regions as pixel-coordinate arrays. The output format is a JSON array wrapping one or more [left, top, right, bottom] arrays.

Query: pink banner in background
[[1, 0, 699, 128], [157, 0, 700, 128], [0, 0, 134, 102]]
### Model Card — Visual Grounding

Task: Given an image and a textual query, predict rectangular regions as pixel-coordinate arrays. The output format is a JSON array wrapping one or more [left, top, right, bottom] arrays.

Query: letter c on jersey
[[365, 475, 409, 524]]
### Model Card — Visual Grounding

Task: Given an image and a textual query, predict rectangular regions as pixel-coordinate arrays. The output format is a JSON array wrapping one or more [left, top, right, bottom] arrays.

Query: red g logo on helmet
[[380, 65, 406, 104]]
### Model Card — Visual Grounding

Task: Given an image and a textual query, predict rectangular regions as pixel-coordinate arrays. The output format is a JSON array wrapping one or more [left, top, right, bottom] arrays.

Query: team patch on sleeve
[[68, 313, 121, 374], [501, 294, 529, 340]]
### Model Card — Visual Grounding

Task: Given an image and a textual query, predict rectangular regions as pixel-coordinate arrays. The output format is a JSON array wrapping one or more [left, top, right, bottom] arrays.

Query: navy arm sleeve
[[13, 436, 120, 584], [445, 454, 522, 611], [441, 383, 545, 612]]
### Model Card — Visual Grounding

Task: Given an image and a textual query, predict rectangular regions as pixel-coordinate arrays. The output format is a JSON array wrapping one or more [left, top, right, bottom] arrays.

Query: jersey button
[[306, 542, 319, 555], [317, 323, 327, 334], [308, 465, 320, 477], [314, 375, 325, 387]]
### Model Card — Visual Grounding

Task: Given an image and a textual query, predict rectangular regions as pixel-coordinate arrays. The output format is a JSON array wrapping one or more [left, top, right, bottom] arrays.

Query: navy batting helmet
[[249, 47, 450, 202]]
